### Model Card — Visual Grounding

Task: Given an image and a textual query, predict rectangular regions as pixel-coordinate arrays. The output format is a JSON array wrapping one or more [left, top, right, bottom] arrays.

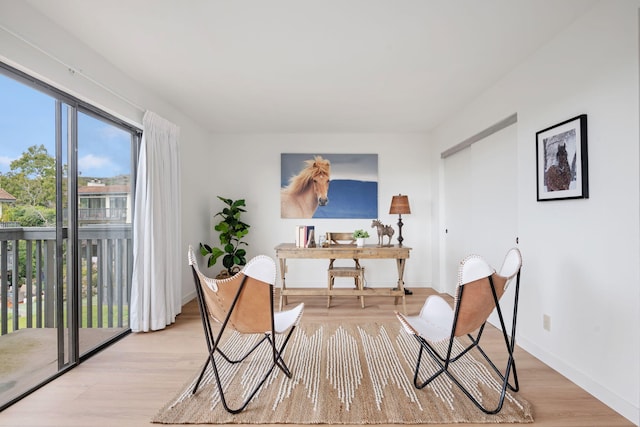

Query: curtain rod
[[441, 113, 518, 159], [0, 22, 145, 114]]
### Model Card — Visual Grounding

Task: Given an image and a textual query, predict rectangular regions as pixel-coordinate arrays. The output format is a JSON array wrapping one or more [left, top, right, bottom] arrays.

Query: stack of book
[[295, 225, 316, 248]]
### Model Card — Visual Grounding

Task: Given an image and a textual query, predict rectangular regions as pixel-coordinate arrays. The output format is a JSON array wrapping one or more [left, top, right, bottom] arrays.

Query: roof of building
[[78, 184, 130, 195], [0, 188, 17, 202]]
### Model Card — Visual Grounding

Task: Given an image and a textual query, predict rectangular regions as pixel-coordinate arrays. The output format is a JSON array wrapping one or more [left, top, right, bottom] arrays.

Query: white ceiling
[[27, 0, 595, 133]]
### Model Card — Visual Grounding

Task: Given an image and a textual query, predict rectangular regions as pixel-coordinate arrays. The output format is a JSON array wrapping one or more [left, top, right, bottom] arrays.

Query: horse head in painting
[[281, 156, 331, 218]]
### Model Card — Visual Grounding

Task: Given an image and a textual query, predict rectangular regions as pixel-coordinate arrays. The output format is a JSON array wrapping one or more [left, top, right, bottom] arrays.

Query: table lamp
[[389, 194, 411, 247]]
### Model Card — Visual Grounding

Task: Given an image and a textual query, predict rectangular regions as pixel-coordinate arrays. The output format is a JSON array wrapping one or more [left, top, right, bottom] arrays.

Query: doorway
[[442, 120, 518, 296]]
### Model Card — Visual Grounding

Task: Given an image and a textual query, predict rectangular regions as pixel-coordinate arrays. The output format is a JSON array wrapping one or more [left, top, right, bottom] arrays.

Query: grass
[[1, 298, 129, 333]]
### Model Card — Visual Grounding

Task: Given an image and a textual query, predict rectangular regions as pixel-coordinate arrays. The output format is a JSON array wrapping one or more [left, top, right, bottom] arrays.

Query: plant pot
[[215, 266, 240, 279], [356, 238, 366, 247]]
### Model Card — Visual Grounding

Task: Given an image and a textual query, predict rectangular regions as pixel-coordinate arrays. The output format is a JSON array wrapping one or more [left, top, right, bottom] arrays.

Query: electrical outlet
[[543, 314, 551, 331]]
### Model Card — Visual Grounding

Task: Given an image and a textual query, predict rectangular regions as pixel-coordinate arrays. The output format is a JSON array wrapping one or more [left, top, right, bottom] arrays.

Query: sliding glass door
[[0, 63, 139, 410]]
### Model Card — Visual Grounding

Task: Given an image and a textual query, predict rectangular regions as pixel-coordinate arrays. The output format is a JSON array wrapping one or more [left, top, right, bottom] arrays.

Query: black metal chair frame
[[411, 270, 521, 414], [190, 266, 296, 414]]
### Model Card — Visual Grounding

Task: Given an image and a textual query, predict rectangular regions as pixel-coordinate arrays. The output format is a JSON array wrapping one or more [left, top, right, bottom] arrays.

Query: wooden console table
[[274, 243, 411, 313]]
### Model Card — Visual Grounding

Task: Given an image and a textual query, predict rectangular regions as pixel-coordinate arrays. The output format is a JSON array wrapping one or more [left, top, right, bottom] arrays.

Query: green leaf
[[215, 222, 229, 233], [222, 255, 235, 269], [199, 243, 212, 256], [217, 196, 233, 206], [206, 247, 224, 267]]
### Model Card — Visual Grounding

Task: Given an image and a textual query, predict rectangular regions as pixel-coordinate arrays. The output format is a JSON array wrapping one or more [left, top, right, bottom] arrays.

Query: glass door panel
[[76, 111, 132, 357], [0, 75, 66, 407]]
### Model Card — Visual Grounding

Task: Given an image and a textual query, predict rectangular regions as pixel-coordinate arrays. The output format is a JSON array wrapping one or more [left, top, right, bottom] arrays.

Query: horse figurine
[[371, 219, 395, 246], [281, 155, 331, 218]]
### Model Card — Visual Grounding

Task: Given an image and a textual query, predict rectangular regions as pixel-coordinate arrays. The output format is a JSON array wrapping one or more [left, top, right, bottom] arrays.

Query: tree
[[3, 144, 56, 209], [4, 205, 55, 226]]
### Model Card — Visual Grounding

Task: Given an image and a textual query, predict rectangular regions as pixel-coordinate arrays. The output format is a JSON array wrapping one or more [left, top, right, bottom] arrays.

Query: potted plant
[[200, 196, 250, 278], [353, 229, 370, 247]]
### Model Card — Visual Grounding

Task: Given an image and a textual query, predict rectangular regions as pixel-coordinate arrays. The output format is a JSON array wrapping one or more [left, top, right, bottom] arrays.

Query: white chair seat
[[274, 303, 304, 334], [399, 295, 454, 343]]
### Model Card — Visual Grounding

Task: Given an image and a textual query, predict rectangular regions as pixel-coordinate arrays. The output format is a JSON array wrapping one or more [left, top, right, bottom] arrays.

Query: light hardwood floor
[[0, 289, 633, 426]]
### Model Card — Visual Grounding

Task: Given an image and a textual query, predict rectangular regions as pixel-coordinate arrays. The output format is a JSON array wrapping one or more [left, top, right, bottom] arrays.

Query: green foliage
[[353, 229, 370, 238], [16, 241, 33, 282], [5, 205, 55, 227], [3, 298, 129, 333], [2, 144, 56, 208], [200, 196, 250, 275]]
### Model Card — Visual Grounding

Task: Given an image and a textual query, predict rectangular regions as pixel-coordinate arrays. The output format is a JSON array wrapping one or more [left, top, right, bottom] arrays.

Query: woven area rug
[[153, 322, 533, 424]]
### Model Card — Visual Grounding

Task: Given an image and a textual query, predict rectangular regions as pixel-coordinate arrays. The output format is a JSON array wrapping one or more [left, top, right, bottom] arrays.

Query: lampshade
[[389, 195, 411, 215]]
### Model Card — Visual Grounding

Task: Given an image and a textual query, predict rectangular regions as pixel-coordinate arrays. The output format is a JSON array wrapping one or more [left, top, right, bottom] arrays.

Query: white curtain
[[130, 111, 182, 332]]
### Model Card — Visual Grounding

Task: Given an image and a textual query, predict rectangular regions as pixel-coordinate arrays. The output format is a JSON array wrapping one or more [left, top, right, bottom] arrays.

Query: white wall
[[202, 133, 433, 293], [0, 1, 211, 306], [431, 1, 640, 423]]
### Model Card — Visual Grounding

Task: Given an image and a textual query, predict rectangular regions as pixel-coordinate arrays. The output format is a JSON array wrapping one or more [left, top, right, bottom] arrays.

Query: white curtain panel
[[130, 111, 182, 332]]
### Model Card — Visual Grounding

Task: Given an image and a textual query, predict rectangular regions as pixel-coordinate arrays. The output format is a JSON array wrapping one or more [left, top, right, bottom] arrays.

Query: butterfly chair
[[187, 246, 304, 414], [396, 247, 522, 414]]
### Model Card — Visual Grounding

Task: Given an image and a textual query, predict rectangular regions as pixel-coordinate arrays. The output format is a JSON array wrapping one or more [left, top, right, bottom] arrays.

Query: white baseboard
[[181, 289, 196, 306], [517, 335, 639, 426]]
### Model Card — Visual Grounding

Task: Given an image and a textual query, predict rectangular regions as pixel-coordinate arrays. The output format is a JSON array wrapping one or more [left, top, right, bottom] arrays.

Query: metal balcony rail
[[0, 224, 132, 335], [0, 222, 21, 228], [78, 208, 127, 221]]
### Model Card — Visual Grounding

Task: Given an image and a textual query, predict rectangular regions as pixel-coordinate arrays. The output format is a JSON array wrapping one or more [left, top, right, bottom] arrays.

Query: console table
[[274, 243, 411, 313]]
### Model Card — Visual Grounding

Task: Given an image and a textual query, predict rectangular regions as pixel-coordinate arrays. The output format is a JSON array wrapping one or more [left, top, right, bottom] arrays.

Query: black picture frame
[[536, 114, 588, 201]]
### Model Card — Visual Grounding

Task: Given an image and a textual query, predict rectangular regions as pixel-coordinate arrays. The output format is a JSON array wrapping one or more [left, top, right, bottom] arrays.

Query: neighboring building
[[0, 188, 16, 224], [78, 180, 131, 224], [0, 188, 17, 279]]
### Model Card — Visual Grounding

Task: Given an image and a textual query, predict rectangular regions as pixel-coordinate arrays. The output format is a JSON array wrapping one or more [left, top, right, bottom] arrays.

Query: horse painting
[[371, 219, 395, 246], [281, 156, 331, 218], [545, 143, 573, 191]]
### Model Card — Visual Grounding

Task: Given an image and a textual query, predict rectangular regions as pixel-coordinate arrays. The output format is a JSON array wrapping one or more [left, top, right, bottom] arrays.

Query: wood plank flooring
[[0, 289, 633, 426]]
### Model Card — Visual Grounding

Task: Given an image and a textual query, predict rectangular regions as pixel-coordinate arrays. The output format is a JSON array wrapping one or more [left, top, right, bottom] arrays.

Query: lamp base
[[396, 215, 404, 247]]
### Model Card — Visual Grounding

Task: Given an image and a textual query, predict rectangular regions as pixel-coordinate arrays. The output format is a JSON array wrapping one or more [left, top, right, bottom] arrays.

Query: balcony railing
[[78, 208, 128, 223], [0, 224, 132, 335], [0, 222, 21, 229]]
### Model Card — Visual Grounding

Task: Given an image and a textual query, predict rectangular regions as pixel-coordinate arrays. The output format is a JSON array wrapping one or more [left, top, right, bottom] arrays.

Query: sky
[[0, 73, 131, 178]]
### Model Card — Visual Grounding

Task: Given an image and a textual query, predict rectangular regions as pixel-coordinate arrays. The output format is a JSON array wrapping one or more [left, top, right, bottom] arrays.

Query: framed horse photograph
[[280, 153, 378, 218], [536, 114, 589, 201]]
